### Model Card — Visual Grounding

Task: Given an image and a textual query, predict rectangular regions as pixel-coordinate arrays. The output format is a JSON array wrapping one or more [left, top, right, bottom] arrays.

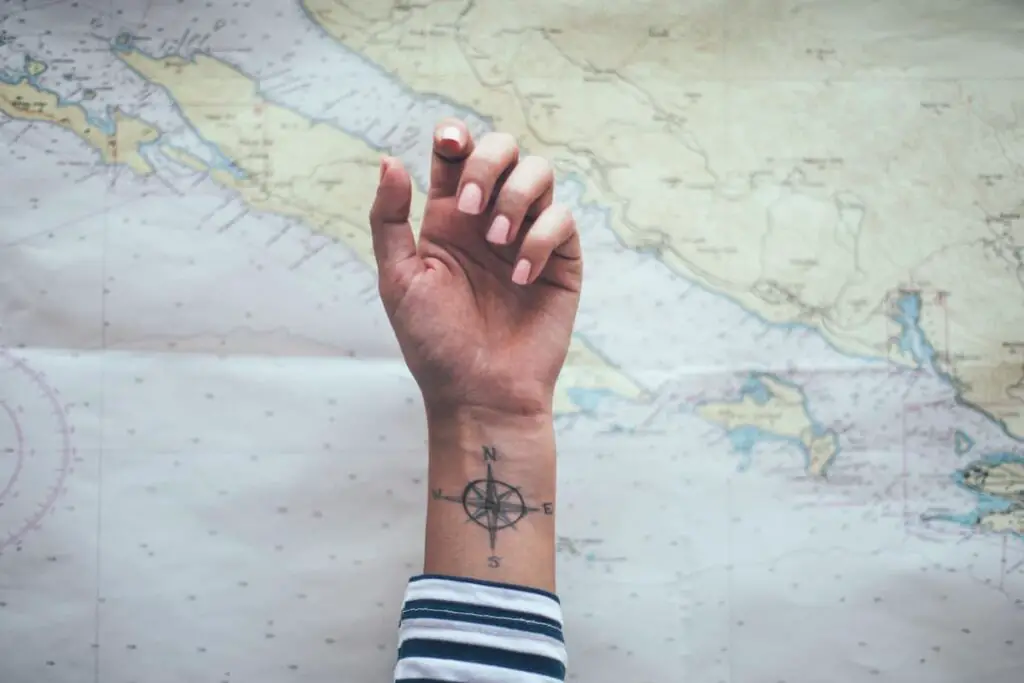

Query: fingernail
[[437, 126, 462, 157], [457, 183, 483, 214], [379, 156, 389, 182], [487, 215, 510, 244], [512, 259, 532, 285]]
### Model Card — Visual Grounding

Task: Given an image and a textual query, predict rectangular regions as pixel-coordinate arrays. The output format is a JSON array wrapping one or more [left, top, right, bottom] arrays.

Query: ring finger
[[512, 203, 579, 286]]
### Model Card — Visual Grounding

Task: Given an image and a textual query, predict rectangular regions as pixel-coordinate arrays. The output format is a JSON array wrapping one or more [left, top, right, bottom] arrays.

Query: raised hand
[[369, 119, 582, 418]]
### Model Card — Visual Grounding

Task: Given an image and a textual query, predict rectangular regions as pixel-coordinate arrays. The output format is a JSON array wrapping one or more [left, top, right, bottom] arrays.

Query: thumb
[[369, 156, 419, 275]]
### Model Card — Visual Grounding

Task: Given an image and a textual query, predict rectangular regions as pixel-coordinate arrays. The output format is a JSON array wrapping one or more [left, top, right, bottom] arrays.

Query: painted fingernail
[[512, 259, 532, 285], [457, 183, 483, 214], [438, 125, 462, 154], [487, 215, 510, 244]]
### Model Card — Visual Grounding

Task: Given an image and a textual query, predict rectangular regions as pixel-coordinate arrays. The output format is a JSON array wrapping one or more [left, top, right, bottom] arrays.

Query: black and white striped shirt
[[394, 574, 567, 681]]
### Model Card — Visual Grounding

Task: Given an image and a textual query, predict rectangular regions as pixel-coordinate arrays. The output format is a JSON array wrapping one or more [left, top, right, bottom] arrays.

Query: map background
[[0, 1, 1022, 681]]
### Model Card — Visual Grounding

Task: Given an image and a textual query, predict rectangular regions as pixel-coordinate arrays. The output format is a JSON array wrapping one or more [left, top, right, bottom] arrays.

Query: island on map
[[954, 430, 975, 456], [0, 59, 159, 175], [697, 373, 839, 476], [943, 454, 1024, 535]]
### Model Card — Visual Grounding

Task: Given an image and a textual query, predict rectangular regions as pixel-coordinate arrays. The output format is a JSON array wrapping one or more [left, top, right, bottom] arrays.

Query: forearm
[[392, 405, 567, 682], [422, 405, 558, 592]]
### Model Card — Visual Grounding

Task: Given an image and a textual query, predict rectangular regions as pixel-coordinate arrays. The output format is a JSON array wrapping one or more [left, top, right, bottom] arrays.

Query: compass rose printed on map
[[0, 349, 74, 552]]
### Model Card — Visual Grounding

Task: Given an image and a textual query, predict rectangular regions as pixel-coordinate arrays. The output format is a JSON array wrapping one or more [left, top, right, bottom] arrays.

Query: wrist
[[425, 404, 556, 465], [421, 401, 558, 591]]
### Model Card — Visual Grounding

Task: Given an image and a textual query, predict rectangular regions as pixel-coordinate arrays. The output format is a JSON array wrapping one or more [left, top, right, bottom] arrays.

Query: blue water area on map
[[739, 375, 772, 405], [954, 430, 975, 456], [727, 425, 769, 470], [565, 387, 625, 414], [891, 291, 937, 367]]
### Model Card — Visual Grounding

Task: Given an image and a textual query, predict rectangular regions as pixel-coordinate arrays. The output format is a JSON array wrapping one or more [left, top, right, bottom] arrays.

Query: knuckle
[[527, 236, 559, 259], [495, 158, 554, 215], [539, 233, 560, 251], [483, 131, 517, 149], [551, 202, 575, 226], [465, 138, 514, 173], [522, 154, 553, 177], [566, 211, 578, 232], [496, 185, 533, 213], [474, 132, 518, 161]]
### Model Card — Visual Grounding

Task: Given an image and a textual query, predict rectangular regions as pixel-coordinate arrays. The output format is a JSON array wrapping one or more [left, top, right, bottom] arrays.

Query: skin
[[369, 119, 580, 591]]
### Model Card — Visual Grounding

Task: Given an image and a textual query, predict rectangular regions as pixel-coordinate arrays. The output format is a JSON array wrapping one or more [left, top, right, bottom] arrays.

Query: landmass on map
[[929, 454, 1024, 535], [301, 0, 1024, 440], [696, 373, 838, 476]]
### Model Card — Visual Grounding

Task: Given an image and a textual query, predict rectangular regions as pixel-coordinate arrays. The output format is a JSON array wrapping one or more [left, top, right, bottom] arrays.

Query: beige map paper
[[1, 2, 1022, 681]]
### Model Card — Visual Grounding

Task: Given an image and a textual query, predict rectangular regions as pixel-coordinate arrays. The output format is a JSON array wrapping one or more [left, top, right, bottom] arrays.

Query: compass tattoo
[[431, 445, 553, 569]]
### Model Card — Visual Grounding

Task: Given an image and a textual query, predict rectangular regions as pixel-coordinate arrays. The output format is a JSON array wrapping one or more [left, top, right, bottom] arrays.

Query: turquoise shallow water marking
[[954, 430, 975, 456], [891, 291, 937, 367], [565, 388, 623, 414], [740, 375, 772, 405]]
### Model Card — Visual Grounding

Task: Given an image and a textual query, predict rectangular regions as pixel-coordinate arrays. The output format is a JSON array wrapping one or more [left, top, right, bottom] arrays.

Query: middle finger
[[455, 131, 519, 216]]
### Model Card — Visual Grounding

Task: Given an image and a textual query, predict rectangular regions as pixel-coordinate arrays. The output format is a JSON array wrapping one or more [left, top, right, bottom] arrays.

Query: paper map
[[1, 1, 1022, 681]]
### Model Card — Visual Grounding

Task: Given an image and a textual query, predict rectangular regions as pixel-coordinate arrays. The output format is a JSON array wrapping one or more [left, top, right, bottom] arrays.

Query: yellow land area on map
[[697, 374, 838, 475], [302, 0, 1024, 438], [961, 458, 1024, 534], [979, 507, 1024, 535], [963, 458, 1024, 499], [0, 73, 158, 175], [111, 50, 645, 415]]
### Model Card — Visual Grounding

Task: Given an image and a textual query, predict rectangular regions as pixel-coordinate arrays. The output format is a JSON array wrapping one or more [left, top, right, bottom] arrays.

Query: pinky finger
[[511, 204, 579, 286]]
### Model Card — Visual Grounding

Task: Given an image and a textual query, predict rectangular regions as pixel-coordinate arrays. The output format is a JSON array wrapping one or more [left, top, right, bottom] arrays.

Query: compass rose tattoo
[[431, 445, 553, 569]]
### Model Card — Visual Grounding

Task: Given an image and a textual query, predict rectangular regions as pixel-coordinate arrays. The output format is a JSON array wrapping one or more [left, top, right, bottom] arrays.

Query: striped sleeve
[[393, 574, 567, 682]]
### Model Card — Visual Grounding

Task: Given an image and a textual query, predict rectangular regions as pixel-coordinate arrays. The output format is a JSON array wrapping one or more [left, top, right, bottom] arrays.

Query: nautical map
[[1, 1, 1022, 681]]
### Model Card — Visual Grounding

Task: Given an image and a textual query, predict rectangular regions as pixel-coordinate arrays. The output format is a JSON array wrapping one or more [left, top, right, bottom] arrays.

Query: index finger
[[429, 118, 476, 199]]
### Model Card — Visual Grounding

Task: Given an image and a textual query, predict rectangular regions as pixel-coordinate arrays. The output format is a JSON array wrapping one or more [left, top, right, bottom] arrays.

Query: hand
[[369, 119, 582, 417]]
